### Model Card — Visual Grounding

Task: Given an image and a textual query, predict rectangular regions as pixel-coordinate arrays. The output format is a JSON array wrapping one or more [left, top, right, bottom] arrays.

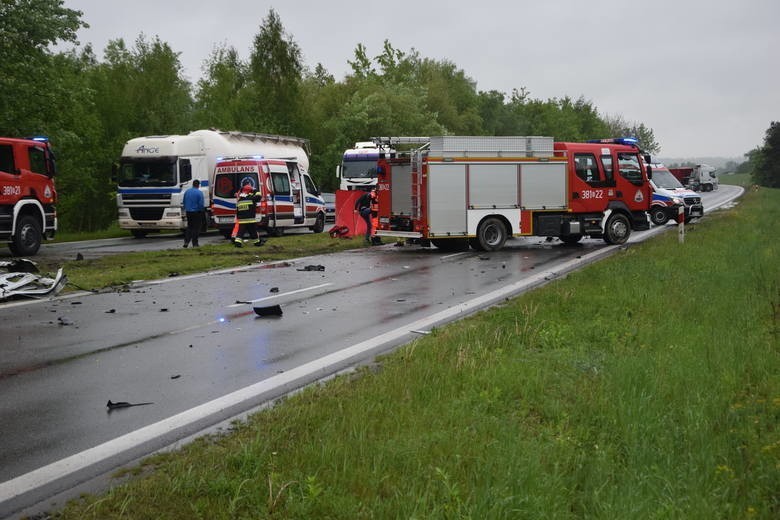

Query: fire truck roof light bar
[[587, 137, 638, 146]]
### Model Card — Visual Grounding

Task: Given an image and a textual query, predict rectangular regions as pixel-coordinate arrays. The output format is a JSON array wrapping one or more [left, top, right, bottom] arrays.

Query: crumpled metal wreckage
[[0, 259, 67, 301]]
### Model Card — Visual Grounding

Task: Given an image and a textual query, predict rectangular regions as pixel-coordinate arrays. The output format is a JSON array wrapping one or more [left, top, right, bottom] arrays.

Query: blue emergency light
[[587, 137, 638, 146], [27, 136, 50, 142]]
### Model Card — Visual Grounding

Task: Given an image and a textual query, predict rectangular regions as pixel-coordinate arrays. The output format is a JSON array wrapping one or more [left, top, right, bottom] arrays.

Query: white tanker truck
[[115, 129, 310, 237]]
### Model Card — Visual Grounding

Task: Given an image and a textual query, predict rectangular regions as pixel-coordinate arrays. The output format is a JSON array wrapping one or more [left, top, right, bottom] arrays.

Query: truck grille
[[130, 207, 165, 221], [122, 193, 172, 205], [684, 197, 701, 206]]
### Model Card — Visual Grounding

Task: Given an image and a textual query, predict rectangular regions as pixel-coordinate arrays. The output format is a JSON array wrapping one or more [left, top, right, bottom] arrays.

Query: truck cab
[[647, 163, 703, 225], [0, 137, 58, 255]]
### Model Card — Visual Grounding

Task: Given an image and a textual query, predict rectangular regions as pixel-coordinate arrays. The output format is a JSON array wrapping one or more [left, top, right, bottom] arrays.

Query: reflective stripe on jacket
[[236, 193, 261, 223]]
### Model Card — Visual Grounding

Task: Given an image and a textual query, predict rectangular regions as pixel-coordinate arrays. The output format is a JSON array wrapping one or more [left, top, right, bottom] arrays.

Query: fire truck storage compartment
[[519, 163, 567, 209], [428, 164, 467, 235], [390, 161, 413, 217]]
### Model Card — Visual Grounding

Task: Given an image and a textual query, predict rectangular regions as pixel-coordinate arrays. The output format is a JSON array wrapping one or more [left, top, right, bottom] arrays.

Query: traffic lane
[[0, 237, 598, 481]]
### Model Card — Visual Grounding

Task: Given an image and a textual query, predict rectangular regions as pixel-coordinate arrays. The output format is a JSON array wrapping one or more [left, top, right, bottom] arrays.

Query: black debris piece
[[105, 309, 116, 314], [76, 252, 84, 261], [254, 304, 283, 317], [270, 287, 279, 293], [106, 400, 153, 409], [160, 308, 169, 312], [170, 374, 181, 380], [297, 264, 325, 272]]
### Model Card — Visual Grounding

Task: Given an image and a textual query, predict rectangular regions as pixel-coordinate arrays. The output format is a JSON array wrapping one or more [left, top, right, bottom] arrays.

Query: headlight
[[118, 209, 130, 217], [672, 197, 683, 205]]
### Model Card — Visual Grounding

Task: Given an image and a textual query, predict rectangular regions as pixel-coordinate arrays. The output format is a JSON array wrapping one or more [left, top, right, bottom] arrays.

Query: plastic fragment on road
[[0, 260, 66, 301], [106, 400, 153, 410], [297, 264, 325, 272], [254, 304, 283, 317]]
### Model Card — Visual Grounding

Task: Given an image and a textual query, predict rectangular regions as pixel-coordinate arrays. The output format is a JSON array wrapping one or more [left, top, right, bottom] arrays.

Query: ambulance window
[[214, 173, 236, 198], [29, 146, 47, 175], [617, 153, 643, 184], [0, 145, 14, 174], [574, 153, 600, 183], [271, 172, 290, 195], [303, 174, 318, 195], [601, 155, 614, 182]]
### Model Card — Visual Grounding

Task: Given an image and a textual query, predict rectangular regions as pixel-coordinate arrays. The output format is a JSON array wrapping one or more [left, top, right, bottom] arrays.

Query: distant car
[[322, 192, 336, 223]]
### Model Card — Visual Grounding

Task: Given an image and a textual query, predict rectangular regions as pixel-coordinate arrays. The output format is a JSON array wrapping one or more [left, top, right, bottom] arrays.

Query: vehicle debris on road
[[106, 400, 154, 410], [0, 259, 66, 301]]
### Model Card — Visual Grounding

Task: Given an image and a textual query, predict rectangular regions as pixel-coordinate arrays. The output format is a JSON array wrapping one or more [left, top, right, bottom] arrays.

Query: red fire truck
[[0, 136, 58, 255], [375, 136, 652, 251]]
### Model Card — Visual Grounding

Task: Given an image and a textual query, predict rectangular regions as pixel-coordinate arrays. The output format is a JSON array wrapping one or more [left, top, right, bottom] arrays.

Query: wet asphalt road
[[0, 186, 741, 517]]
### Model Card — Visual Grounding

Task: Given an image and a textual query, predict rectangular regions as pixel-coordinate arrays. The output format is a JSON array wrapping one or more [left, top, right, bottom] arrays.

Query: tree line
[[2, 1, 726, 233]]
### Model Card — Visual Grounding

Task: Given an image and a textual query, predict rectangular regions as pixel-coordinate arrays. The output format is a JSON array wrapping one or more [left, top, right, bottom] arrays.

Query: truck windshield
[[652, 168, 685, 189], [342, 159, 378, 179], [118, 158, 177, 187]]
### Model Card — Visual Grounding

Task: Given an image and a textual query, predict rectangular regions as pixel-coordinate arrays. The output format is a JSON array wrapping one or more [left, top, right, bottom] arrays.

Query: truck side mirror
[[335, 165, 341, 178], [646, 165, 652, 180]]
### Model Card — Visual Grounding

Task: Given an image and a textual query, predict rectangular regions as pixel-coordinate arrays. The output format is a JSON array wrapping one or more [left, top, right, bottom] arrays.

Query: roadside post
[[678, 205, 685, 243]]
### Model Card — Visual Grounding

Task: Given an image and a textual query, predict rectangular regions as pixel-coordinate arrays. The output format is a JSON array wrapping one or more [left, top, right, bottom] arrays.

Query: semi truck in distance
[[669, 164, 718, 192]]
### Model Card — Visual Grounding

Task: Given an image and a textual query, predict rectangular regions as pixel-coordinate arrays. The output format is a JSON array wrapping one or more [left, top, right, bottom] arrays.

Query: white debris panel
[[0, 259, 67, 300]]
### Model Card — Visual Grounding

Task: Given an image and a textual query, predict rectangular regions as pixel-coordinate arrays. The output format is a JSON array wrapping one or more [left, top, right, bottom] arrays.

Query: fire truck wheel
[[475, 217, 507, 251], [650, 207, 670, 226], [603, 213, 631, 245], [10, 215, 42, 256], [310, 213, 325, 233]]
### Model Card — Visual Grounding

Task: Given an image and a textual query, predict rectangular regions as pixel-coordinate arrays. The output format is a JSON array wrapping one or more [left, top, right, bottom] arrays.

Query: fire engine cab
[[0, 136, 58, 255], [375, 136, 652, 251]]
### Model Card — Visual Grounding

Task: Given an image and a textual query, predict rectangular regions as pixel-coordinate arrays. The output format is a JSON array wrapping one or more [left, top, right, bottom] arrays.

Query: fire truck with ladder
[[374, 136, 653, 251], [0, 136, 58, 256]]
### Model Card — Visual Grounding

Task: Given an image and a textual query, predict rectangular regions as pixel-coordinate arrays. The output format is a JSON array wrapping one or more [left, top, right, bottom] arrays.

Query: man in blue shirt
[[183, 179, 205, 248]]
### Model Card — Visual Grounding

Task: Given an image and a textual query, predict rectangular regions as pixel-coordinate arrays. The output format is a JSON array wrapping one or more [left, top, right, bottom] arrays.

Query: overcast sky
[[62, 0, 778, 160]]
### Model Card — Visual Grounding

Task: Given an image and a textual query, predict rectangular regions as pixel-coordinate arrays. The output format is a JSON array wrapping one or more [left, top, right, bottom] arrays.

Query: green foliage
[[0, 0, 86, 134], [245, 8, 304, 135], [751, 121, 780, 188]]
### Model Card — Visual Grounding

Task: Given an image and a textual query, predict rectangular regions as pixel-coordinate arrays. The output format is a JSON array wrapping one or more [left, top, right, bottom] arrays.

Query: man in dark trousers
[[354, 188, 377, 244], [183, 179, 205, 248], [232, 182, 265, 247]]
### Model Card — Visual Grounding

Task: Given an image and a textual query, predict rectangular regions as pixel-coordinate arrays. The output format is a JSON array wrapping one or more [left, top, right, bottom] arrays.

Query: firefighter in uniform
[[232, 183, 265, 247], [354, 188, 377, 244]]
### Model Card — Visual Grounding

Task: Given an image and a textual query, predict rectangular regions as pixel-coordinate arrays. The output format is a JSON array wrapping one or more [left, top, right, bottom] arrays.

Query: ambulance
[[210, 156, 326, 237]]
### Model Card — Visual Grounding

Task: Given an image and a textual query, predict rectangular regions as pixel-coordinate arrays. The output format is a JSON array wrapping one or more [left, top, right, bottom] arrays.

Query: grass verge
[[53, 184, 780, 518], [36, 232, 366, 293]]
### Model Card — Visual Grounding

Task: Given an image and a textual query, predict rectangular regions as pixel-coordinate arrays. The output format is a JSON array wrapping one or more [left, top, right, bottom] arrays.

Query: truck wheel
[[10, 215, 42, 256], [310, 213, 325, 233], [650, 207, 669, 226], [603, 213, 631, 245], [131, 230, 147, 239], [474, 217, 507, 251]]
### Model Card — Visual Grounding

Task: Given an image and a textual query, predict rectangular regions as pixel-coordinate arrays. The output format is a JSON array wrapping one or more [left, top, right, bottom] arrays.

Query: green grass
[[36, 232, 367, 292], [53, 186, 780, 519]]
